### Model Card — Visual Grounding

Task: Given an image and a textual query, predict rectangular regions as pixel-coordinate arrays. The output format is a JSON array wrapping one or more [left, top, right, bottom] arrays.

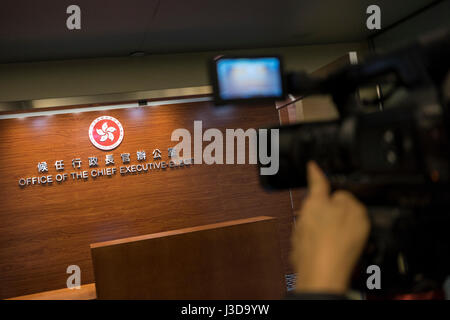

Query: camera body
[[261, 88, 450, 204], [260, 32, 450, 292], [262, 86, 450, 292], [210, 30, 450, 292]]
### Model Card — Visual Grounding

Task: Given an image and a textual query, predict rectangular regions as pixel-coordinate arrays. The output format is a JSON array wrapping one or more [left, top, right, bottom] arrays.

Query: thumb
[[307, 161, 330, 198]]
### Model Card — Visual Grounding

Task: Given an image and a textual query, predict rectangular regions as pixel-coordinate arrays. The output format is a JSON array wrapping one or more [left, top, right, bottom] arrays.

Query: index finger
[[307, 161, 330, 198]]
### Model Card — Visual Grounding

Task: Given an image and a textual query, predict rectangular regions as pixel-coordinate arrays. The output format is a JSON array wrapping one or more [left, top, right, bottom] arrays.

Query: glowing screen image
[[216, 57, 283, 100]]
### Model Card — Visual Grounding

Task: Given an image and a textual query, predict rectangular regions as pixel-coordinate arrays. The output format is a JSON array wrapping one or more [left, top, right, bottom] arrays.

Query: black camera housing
[[256, 31, 450, 293]]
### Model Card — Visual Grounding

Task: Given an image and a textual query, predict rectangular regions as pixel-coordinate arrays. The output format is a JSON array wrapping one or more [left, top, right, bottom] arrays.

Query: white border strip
[[0, 97, 213, 120]]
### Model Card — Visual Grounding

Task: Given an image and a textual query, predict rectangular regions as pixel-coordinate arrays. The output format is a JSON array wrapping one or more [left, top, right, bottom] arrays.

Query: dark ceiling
[[0, 0, 437, 63]]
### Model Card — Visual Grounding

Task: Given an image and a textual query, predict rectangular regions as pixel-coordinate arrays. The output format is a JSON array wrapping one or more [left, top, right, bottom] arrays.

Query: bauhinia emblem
[[88, 116, 124, 150]]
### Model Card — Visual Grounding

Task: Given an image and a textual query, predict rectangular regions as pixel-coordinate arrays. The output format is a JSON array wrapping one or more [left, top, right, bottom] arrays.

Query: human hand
[[291, 161, 370, 294]]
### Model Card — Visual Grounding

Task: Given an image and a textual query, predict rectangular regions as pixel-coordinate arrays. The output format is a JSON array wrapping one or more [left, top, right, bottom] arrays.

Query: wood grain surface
[[91, 216, 286, 299], [8, 283, 96, 300], [0, 99, 294, 299]]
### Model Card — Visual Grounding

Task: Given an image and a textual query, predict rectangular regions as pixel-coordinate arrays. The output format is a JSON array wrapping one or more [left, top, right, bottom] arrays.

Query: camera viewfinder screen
[[216, 57, 283, 101]]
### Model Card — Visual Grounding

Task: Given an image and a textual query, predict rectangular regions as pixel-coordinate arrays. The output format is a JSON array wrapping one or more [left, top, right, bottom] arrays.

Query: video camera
[[210, 30, 450, 293]]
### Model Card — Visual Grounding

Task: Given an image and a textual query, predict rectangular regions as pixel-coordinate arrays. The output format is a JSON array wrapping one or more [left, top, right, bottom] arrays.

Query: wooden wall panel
[[0, 100, 294, 299]]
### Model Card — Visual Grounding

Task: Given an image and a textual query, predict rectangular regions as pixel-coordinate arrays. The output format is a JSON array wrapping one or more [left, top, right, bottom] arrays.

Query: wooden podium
[[90, 216, 286, 299]]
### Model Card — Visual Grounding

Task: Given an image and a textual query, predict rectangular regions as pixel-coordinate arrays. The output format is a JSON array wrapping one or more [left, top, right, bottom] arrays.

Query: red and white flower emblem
[[88, 116, 124, 150]]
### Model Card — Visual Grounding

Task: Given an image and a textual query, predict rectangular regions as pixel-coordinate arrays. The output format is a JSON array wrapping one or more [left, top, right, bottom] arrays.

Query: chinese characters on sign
[[19, 147, 194, 187], [37, 162, 48, 173]]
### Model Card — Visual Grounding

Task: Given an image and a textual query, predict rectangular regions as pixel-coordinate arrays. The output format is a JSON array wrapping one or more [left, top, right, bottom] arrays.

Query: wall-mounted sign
[[18, 116, 193, 187], [88, 116, 124, 150]]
